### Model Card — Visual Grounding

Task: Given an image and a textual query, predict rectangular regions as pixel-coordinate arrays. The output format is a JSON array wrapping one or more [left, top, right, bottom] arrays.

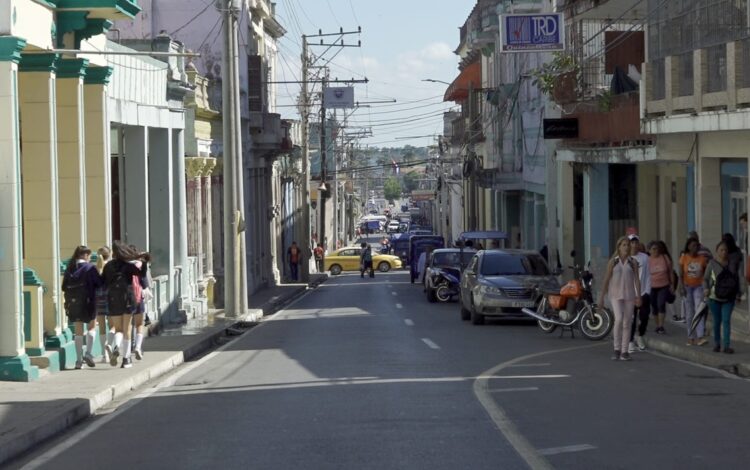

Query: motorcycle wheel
[[579, 304, 614, 341], [436, 284, 451, 302], [536, 299, 557, 333]]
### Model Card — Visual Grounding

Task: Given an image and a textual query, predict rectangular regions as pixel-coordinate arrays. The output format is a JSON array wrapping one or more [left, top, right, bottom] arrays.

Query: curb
[[1, 279, 327, 467], [645, 336, 750, 378]]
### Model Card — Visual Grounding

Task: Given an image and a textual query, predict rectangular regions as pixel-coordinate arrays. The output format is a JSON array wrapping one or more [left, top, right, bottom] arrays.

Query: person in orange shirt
[[679, 237, 709, 345]]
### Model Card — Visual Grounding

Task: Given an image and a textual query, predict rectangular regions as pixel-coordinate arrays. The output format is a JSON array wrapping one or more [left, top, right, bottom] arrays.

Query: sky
[[273, 0, 475, 149]]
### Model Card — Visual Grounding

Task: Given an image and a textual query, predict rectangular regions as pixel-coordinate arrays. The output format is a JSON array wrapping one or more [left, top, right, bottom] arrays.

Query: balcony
[[248, 112, 284, 156], [56, 0, 141, 19]]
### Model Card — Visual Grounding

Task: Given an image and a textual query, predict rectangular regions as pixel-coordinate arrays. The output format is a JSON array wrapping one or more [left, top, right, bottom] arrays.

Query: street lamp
[[421, 78, 451, 85]]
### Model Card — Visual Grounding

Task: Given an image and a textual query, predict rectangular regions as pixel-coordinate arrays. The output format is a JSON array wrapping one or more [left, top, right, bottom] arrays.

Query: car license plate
[[511, 301, 535, 308]]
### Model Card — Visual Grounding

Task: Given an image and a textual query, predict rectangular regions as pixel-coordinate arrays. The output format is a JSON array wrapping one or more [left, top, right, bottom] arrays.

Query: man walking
[[287, 241, 301, 281], [360, 242, 374, 278]]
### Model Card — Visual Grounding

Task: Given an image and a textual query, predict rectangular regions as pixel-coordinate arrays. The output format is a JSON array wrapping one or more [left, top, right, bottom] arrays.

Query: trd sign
[[500, 13, 565, 53]]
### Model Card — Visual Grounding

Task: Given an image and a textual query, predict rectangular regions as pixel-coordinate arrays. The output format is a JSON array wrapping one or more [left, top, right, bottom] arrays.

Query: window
[[479, 254, 550, 276]]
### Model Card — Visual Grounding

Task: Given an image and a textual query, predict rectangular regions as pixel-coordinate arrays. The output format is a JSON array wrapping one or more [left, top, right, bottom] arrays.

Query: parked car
[[425, 248, 477, 302], [387, 221, 401, 233], [324, 246, 402, 275], [459, 249, 559, 325]]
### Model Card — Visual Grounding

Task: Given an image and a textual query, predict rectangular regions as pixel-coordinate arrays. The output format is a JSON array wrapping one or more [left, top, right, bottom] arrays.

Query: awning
[[443, 61, 481, 102]]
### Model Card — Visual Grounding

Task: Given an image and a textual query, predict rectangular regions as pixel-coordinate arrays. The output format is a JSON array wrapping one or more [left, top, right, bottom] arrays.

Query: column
[[83, 66, 113, 251], [56, 59, 88, 255], [148, 128, 174, 278], [202, 158, 216, 279], [172, 130, 189, 302], [0, 37, 39, 381], [697, 155, 722, 246], [122, 126, 149, 249], [210, 159, 224, 308], [584, 164, 610, 263], [185, 157, 206, 283], [18, 53, 63, 354]]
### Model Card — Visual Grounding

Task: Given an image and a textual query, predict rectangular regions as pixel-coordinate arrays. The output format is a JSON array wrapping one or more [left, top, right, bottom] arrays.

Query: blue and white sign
[[500, 13, 565, 53]]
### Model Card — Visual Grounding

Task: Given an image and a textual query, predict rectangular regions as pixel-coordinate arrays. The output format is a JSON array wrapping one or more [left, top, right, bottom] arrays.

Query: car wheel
[[470, 297, 485, 325], [426, 288, 437, 303], [378, 261, 390, 272], [330, 264, 342, 276]]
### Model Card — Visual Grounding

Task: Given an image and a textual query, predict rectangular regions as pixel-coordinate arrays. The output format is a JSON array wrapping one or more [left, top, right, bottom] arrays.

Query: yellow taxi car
[[324, 246, 403, 275]]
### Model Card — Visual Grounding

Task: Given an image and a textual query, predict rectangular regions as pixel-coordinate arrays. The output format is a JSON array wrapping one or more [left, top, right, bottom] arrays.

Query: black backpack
[[714, 266, 739, 300], [63, 273, 90, 318], [107, 264, 135, 310], [363, 247, 372, 262]]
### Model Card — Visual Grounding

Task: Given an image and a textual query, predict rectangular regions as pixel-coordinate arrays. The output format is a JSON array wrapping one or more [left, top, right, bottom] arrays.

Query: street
[[13, 271, 750, 470]]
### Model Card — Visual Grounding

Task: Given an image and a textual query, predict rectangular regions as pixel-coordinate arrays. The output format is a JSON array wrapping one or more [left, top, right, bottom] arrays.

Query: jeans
[[708, 299, 734, 349], [630, 293, 651, 340], [650, 286, 670, 315], [289, 263, 299, 281], [611, 298, 635, 353], [683, 286, 705, 339]]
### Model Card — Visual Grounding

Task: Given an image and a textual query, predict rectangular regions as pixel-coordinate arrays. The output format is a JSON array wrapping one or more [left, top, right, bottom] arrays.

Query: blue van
[[408, 235, 445, 283]]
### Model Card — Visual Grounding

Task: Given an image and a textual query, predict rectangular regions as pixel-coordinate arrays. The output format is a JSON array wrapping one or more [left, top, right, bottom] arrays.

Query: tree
[[402, 171, 419, 192], [383, 177, 402, 203]]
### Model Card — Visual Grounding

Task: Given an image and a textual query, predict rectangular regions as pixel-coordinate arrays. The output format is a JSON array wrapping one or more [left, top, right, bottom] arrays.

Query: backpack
[[713, 265, 740, 301], [108, 264, 136, 311], [363, 248, 372, 262], [63, 273, 90, 318]]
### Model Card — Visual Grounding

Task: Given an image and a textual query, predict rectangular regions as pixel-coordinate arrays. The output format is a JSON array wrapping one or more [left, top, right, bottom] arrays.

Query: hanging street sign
[[323, 86, 355, 108], [500, 13, 565, 53]]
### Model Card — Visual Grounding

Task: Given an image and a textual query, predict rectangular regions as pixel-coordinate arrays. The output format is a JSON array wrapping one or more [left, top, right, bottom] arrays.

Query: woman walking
[[102, 241, 149, 369], [62, 246, 102, 369], [704, 239, 742, 353], [600, 236, 642, 361], [128, 247, 150, 361], [628, 236, 651, 352], [679, 238, 709, 346], [95, 246, 114, 364], [648, 240, 674, 334]]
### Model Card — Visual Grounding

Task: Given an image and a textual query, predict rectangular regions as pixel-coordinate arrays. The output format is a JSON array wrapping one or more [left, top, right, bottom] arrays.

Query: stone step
[[28, 350, 60, 373]]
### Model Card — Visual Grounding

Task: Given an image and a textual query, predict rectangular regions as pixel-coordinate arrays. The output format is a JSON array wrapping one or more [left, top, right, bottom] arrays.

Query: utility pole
[[300, 37, 311, 282], [320, 72, 328, 253], [222, 0, 244, 317]]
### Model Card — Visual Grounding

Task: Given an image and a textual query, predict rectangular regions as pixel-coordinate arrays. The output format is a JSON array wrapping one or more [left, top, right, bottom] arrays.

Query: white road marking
[[538, 444, 597, 456], [396, 303, 403, 309], [391, 291, 397, 296], [404, 319, 414, 326], [489, 387, 539, 393], [421, 338, 440, 349], [507, 363, 551, 368], [473, 343, 604, 470], [479, 374, 570, 379]]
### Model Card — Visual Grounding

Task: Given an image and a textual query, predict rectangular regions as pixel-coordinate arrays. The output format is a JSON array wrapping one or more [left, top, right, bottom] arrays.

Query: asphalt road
[[12, 271, 750, 470]]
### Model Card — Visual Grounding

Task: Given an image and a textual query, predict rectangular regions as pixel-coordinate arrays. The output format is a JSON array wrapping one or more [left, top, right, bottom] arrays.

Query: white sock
[[121, 338, 132, 359], [106, 330, 115, 348], [74, 335, 84, 361], [135, 333, 144, 352], [85, 329, 97, 356], [114, 332, 123, 352]]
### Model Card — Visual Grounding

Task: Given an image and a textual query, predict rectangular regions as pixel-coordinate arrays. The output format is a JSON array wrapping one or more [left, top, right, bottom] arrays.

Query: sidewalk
[[644, 318, 750, 378], [0, 277, 326, 466]]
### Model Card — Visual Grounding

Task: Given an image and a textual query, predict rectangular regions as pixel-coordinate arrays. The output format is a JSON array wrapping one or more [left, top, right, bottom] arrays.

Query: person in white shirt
[[628, 234, 652, 352]]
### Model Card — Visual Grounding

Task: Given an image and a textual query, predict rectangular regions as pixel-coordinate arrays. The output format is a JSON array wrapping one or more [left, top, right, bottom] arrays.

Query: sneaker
[[697, 338, 708, 346], [110, 347, 120, 367], [672, 314, 680, 321], [102, 350, 110, 364], [83, 353, 96, 368], [74, 360, 83, 370], [636, 335, 646, 351], [620, 352, 632, 361], [656, 327, 666, 335], [628, 342, 636, 353], [713, 345, 721, 352], [611, 350, 621, 361], [686, 339, 694, 346], [121, 357, 133, 369], [676, 317, 686, 323], [134, 349, 143, 361], [723, 347, 735, 354]]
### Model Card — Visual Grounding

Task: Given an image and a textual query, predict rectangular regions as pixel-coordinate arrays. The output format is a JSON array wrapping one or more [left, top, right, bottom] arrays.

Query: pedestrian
[[704, 240, 742, 353], [688, 231, 713, 260], [62, 245, 103, 369], [628, 235, 651, 352], [313, 243, 324, 273], [417, 246, 434, 288], [648, 240, 674, 334], [360, 242, 374, 278], [600, 236, 642, 361], [721, 233, 743, 276], [128, 245, 150, 361], [95, 246, 114, 364], [102, 241, 149, 369], [287, 241, 302, 281], [679, 237, 709, 346], [740, 213, 748, 252]]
